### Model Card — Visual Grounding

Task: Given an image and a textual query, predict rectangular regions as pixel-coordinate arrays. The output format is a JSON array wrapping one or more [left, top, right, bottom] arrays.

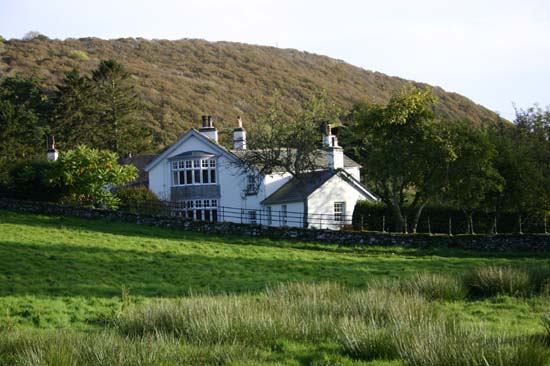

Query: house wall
[[307, 174, 370, 230], [148, 133, 295, 225], [264, 202, 304, 228]]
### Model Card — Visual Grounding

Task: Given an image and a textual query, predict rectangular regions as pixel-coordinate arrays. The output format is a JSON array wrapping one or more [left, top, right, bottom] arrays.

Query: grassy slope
[[0, 209, 548, 333], [0, 37, 504, 148]]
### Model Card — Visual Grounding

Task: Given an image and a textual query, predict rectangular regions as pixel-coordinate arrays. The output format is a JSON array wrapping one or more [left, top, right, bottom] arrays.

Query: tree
[[49, 145, 137, 209], [91, 60, 151, 154], [0, 76, 51, 186], [349, 86, 454, 232], [490, 105, 550, 214], [446, 122, 503, 234], [52, 67, 97, 149], [237, 92, 341, 228]]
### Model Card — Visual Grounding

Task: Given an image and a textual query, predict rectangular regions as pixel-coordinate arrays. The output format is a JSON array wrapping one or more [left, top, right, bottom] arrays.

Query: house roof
[[143, 129, 239, 172], [261, 169, 378, 205], [231, 149, 361, 170], [261, 170, 338, 205], [118, 154, 157, 186]]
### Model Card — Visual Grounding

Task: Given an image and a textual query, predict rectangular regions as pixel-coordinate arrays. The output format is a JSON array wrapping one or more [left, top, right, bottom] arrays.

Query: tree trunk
[[412, 202, 427, 234]]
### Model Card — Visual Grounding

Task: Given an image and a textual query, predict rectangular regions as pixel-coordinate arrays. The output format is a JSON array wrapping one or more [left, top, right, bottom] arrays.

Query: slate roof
[[118, 154, 157, 187], [261, 170, 338, 205], [261, 169, 379, 205], [231, 149, 361, 170]]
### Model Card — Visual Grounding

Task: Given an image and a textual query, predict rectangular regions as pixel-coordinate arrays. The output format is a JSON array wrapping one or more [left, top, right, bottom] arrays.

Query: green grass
[[1, 209, 550, 365]]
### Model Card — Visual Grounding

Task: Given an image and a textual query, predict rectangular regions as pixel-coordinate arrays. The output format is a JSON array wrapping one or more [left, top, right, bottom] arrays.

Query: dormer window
[[170, 151, 217, 186]]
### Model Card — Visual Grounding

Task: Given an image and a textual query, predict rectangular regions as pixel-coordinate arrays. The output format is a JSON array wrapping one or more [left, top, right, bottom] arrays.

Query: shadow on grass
[[2, 209, 549, 260], [0, 237, 511, 299]]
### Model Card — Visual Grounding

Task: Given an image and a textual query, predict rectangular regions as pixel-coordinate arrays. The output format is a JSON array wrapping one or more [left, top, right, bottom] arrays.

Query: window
[[281, 205, 288, 226], [334, 202, 345, 222], [248, 210, 257, 225], [173, 199, 218, 222], [245, 174, 258, 195], [172, 158, 217, 186]]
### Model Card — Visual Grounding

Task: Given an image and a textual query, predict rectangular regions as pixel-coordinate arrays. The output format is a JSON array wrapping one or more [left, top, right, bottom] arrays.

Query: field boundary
[[1, 198, 549, 251]]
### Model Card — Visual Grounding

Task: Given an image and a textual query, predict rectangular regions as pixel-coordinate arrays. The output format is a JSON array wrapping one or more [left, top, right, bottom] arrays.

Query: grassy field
[[1, 209, 549, 365]]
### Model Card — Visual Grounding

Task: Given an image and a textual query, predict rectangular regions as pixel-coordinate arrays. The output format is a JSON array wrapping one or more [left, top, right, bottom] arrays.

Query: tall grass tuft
[[542, 314, 550, 338], [395, 320, 550, 366], [400, 273, 466, 301], [337, 318, 398, 361], [0, 329, 256, 366], [464, 266, 530, 298]]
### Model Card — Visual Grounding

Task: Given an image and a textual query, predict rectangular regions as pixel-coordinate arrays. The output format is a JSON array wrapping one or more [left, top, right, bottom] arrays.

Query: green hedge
[[352, 201, 548, 234]]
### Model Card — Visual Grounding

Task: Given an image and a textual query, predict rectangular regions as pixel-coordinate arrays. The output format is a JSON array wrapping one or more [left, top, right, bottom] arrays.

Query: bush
[[7, 160, 63, 202], [464, 266, 530, 298], [115, 186, 166, 215]]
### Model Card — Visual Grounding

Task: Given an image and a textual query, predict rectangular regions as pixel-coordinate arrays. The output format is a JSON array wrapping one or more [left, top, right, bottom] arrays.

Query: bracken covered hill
[[0, 36, 503, 148]]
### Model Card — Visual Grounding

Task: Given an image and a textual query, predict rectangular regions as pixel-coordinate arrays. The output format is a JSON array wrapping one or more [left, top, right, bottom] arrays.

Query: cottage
[[143, 116, 378, 229]]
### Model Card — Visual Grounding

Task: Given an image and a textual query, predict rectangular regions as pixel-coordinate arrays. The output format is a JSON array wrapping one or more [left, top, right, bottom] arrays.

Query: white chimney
[[199, 115, 218, 143], [324, 124, 343, 170], [46, 136, 59, 162], [233, 116, 247, 150]]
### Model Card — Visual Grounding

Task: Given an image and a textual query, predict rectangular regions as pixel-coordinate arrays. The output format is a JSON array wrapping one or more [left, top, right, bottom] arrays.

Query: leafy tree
[[237, 92, 340, 227], [7, 160, 63, 202], [349, 86, 454, 232], [49, 145, 137, 209], [446, 122, 503, 233], [491, 106, 550, 214], [91, 59, 151, 154]]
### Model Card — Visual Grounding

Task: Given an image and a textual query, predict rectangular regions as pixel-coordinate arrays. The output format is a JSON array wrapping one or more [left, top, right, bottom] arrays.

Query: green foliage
[[49, 145, 136, 209], [91, 59, 152, 154], [115, 186, 166, 215], [67, 49, 89, 61], [446, 122, 504, 233], [491, 106, 550, 213], [0, 75, 51, 186], [7, 160, 62, 201], [350, 86, 454, 232]]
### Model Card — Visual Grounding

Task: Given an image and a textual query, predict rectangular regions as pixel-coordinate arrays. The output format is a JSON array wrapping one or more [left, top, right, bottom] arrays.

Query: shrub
[[401, 273, 466, 301], [464, 266, 530, 298], [7, 160, 63, 202], [115, 186, 166, 215]]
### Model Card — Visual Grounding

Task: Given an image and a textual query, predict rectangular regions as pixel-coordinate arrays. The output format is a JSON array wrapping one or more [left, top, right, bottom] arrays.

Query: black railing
[[119, 199, 353, 229]]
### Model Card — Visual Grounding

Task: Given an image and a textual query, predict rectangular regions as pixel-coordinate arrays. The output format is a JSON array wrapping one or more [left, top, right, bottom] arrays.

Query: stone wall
[[1, 198, 549, 251]]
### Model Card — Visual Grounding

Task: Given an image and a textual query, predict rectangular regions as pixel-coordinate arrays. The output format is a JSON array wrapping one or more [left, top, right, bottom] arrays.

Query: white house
[[143, 115, 378, 229]]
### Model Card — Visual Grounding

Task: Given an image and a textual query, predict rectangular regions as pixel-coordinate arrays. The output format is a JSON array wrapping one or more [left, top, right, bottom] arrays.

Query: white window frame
[[248, 210, 257, 225], [173, 199, 218, 222], [334, 201, 345, 223], [172, 158, 217, 186], [281, 205, 288, 227]]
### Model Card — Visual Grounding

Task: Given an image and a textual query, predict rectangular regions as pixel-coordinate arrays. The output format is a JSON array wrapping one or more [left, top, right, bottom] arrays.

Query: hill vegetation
[[0, 35, 504, 148]]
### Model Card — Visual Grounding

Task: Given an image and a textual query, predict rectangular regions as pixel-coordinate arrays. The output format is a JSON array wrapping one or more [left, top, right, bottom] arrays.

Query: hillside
[[0, 36, 503, 148]]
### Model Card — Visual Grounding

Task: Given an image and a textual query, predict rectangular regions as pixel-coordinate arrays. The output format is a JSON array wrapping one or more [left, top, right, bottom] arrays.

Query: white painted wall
[[147, 131, 370, 229], [307, 174, 372, 230]]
